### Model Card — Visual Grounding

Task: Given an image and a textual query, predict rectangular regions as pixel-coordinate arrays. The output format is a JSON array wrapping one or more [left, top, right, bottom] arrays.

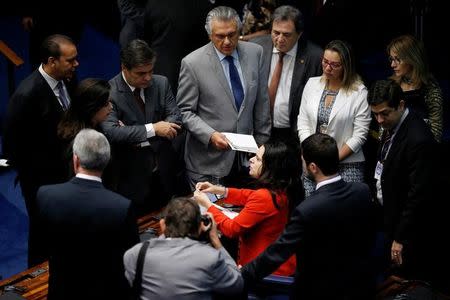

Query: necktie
[[380, 129, 393, 161], [225, 56, 244, 111], [268, 52, 285, 116], [57, 81, 70, 110], [133, 88, 145, 114]]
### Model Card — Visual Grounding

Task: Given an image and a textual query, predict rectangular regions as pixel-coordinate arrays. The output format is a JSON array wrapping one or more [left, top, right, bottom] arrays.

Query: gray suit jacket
[[250, 34, 323, 131], [124, 237, 243, 299], [102, 73, 181, 146], [177, 41, 271, 177], [101, 73, 181, 205]]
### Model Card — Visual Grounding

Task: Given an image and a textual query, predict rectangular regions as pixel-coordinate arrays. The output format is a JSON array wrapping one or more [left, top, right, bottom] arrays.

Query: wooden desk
[[0, 211, 162, 299], [0, 262, 48, 300]]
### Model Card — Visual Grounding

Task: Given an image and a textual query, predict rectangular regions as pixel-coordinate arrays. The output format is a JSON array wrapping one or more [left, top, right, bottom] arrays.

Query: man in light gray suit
[[101, 39, 182, 215], [250, 5, 322, 144], [177, 6, 271, 189], [123, 197, 243, 299]]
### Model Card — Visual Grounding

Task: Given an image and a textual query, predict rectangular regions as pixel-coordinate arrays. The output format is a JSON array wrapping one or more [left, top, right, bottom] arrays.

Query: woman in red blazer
[[194, 140, 302, 276]]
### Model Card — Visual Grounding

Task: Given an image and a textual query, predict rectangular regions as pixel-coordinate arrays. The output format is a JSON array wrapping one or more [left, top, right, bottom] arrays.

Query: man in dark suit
[[101, 39, 183, 215], [250, 5, 322, 144], [36, 129, 139, 300], [141, 0, 213, 93], [3, 34, 79, 266], [242, 133, 377, 299], [368, 80, 447, 289]]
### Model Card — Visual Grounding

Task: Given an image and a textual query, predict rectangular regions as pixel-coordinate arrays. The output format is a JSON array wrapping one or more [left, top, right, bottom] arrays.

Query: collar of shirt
[[214, 47, 239, 63], [76, 173, 102, 182], [316, 175, 341, 190], [214, 47, 245, 93], [38, 64, 59, 92], [121, 71, 145, 102], [272, 39, 298, 57], [390, 108, 409, 141]]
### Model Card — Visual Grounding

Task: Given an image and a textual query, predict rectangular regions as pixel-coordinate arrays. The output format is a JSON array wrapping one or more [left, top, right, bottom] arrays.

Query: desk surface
[[0, 210, 162, 299]]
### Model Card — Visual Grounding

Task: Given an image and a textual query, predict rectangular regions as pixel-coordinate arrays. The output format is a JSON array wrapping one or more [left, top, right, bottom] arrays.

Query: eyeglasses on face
[[213, 31, 238, 41], [388, 56, 402, 65], [322, 57, 342, 70]]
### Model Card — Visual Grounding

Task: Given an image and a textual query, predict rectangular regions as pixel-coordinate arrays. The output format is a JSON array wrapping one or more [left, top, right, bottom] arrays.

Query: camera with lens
[[201, 215, 211, 228], [199, 215, 212, 242]]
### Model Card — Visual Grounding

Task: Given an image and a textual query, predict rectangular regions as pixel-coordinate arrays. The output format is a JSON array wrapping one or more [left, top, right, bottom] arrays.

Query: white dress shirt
[[269, 41, 298, 128]]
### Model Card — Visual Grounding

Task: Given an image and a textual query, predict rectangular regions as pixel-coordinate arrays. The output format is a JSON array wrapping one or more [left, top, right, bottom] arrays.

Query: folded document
[[222, 132, 258, 153]]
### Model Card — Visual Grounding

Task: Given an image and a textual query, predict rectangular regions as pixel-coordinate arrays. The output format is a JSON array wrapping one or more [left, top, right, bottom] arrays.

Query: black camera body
[[201, 215, 211, 227], [198, 215, 212, 242]]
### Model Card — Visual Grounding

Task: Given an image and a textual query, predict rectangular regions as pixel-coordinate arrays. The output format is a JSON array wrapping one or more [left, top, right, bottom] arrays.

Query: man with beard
[[3, 34, 79, 266], [242, 133, 377, 299]]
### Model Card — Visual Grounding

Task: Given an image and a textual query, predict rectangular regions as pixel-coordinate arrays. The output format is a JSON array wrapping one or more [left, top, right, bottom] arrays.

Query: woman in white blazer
[[297, 40, 371, 195]]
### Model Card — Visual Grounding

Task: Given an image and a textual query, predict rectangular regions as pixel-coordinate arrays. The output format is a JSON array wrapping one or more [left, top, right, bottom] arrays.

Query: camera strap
[[130, 240, 150, 299]]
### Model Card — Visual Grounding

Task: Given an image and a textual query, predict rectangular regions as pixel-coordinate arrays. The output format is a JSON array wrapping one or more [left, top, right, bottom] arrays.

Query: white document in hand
[[222, 132, 258, 153]]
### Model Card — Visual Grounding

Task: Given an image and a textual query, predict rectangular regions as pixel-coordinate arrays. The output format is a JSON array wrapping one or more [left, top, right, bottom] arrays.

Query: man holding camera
[[123, 197, 243, 299]]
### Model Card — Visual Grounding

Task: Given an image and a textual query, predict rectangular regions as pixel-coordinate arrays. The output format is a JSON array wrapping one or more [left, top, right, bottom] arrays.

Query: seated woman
[[57, 78, 112, 178], [194, 140, 302, 276]]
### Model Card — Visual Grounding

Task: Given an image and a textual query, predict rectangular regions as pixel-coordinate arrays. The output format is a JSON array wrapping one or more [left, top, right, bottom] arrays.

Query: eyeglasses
[[388, 56, 402, 65], [213, 31, 238, 41], [322, 58, 342, 70]]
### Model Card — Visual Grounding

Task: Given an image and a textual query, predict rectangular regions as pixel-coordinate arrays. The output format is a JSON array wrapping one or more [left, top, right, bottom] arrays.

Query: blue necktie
[[225, 56, 244, 111], [57, 81, 70, 110]]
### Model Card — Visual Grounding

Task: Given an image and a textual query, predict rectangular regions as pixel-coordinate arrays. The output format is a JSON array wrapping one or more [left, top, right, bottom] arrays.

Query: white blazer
[[297, 76, 371, 163]]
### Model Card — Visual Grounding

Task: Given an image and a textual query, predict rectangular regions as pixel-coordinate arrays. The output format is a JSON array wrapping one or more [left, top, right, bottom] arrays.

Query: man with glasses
[[177, 6, 271, 189], [368, 79, 447, 289], [250, 5, 322, 144]]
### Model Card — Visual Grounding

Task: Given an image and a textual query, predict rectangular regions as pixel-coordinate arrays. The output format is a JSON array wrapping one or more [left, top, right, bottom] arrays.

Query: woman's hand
[[193, 189, 212, 209], [196, 181, 226, 195]]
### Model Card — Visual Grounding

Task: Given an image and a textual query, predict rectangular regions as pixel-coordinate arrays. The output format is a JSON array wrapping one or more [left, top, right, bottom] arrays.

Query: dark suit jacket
[[250, 34, 323, 131], [3, 70, 67, 210], [242, 179, 377, 299], [101, 73, 181, 208], [142, 0, 212, 92], [36, 177, 139, 300], [379, 111, 438, 272]]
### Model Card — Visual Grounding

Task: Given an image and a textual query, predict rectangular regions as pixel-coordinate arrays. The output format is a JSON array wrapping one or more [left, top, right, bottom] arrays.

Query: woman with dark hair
[[58, 78, 112, 177], [387, 34, 443, 142], [297, 39, 371, 196], [194, 139, 301, 276]]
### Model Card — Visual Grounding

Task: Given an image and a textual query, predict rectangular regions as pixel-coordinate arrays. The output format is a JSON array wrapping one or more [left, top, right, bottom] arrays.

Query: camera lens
[[201, 215, 210, 226]]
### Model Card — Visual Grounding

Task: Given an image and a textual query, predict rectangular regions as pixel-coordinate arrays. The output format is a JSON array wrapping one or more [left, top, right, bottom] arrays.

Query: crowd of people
[[2, 2, 448, 300]]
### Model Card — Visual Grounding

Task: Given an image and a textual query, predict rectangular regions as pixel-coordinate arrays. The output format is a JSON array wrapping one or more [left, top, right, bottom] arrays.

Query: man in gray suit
[[250, 5, 322, 144], [101, 39, 182, 215], [177, 6, 271, 189], [123, 197, 243, 299]]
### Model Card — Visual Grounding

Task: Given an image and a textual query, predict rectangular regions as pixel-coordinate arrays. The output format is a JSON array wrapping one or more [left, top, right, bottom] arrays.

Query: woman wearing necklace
[[297, 40, 371, 196], [387, 34, 443, 142]]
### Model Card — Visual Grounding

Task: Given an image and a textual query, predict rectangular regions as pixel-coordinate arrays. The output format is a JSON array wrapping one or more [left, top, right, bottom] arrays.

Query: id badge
[[374, 161, 383, 180]]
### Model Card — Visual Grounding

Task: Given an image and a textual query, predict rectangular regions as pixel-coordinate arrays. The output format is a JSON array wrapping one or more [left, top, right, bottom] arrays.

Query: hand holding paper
[[222, 132, 258, 153]]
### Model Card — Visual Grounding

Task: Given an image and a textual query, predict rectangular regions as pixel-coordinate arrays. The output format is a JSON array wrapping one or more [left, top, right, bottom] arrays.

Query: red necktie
[[268, 52, 285, 116]]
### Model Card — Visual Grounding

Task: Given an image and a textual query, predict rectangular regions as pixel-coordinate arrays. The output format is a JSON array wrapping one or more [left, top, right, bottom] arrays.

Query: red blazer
[[208, 188, 296, 276]]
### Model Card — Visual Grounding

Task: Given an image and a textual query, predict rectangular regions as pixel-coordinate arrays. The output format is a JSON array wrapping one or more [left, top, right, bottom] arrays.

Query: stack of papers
[[223, 132, 258, 153]]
